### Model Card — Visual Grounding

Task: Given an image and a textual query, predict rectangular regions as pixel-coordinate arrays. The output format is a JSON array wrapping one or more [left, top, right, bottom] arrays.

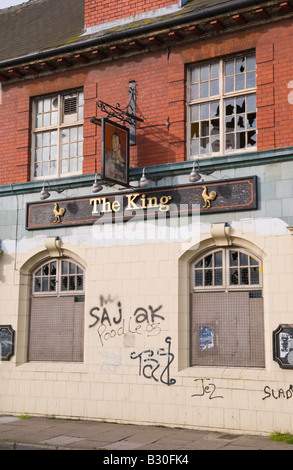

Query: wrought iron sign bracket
[[92, 81, 143, 145], [96, 100, 143, 126]]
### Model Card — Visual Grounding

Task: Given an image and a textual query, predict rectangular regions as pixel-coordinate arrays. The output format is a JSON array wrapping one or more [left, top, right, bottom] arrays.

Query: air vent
[[62, 94, 77, 123], [64, 95, 77, 115]]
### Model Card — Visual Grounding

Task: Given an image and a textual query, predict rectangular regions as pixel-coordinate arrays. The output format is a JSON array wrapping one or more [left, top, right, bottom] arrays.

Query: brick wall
[[256, 18, 293, 151], [85, 0, 178, 28], [1, 19, 293, 185]]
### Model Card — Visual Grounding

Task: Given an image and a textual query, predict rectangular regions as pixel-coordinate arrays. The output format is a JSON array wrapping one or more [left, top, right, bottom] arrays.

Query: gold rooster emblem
[[53, 203, 66, 224], [202, 186, 217, 209]]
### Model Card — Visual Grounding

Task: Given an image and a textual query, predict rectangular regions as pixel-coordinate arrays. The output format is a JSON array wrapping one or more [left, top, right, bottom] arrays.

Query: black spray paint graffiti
[[191, 378, 223, 400], [262, 384, 293, 400], [89, 296, 165, 346], [130, 336, 176, 386]]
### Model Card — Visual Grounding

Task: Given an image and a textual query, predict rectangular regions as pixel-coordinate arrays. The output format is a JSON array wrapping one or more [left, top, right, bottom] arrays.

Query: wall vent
[[63, 94, 77, 123]]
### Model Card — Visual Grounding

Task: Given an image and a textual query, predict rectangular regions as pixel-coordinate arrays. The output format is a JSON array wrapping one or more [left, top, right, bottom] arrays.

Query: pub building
[[1, 0, 293, 435]]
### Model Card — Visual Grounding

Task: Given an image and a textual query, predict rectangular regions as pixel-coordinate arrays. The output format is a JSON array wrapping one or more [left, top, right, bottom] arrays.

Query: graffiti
[[130, 336, 176, 386], [191, 378, 223, 400], [89, 297, 165, 346], [97, 348, 123, 373], [262, 384, 293, 400], [97, 338, 134, 373]]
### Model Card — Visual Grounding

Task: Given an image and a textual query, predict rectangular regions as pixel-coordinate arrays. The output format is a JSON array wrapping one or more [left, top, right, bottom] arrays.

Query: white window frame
[[187, 52, 257, 160], [191, 248, 262, 293], [32, 258, 85, 298], [31, 89, 84, 180]]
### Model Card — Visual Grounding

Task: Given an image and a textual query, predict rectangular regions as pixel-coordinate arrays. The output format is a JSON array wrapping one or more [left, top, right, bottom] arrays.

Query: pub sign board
[[101, 118, 129, 187], [0, 325, 15, 361], [26, 176, 257, 230]]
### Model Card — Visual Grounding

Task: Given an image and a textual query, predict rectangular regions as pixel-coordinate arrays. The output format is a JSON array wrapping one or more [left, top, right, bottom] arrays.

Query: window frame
[[191, 248, 262, 293], [31, 89, 84, 180], [190, 247, 264, 368], [187, 52, 257, 160], [32, 258, 85, 298]]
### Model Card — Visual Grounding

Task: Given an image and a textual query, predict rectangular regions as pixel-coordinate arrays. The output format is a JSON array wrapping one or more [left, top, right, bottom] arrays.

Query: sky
[[0, 0, 30, 9]]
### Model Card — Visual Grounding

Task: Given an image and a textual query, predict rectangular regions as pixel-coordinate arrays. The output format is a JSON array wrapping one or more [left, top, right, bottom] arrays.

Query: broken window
[[190, 248, 264, 368], [188, 53, 256, 158]]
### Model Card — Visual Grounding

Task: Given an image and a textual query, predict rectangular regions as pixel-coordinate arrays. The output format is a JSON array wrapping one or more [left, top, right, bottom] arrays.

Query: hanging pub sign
[[26, 176, 257, 230], [273, 325, 293, 369], [0, 325, 15, 361], [101, 118, 129, 187]]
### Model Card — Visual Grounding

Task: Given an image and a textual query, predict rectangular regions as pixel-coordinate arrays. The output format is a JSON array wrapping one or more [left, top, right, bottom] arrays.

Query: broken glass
[[248, 131, 256, 147], [240, 267, 249, 285], [210, 101, 220, 117], [211, 119, 220, 135], [225, 99, 234, 116], [236, 96, 245, 113], [191, 122, 199, 138], [230, 268, 239, 285], [204, 270, 213, 286], [237, 115, 245, 130], [200, 138, 209, 153], [190, 140, 199, 155], [236, 57, 246, 74], [226, 117, 234, 132], [226, 134, 234, 150], [211, 136, 220, 152], [205, 254, 213, 268], [201, 121, 210, 137], [236, 132, 246, 149], [247, 113, 256, 129]]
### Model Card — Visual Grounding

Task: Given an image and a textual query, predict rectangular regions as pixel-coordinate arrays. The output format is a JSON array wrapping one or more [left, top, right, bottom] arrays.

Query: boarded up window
[[28, 259, 85, 362], [190, 249, 264, 368]]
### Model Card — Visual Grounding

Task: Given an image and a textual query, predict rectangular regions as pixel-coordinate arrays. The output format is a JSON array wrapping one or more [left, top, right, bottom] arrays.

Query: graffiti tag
[[191, 378, 223, 400], [130, 336, 176, 386]]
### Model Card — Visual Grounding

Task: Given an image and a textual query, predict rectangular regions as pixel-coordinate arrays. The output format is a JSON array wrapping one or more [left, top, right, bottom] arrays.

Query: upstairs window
[[32, 90, 84, 179], [187, 53, 256, 159]]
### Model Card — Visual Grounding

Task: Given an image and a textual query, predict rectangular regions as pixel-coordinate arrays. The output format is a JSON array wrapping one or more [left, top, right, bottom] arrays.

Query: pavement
[[0, 415, 292, 455]]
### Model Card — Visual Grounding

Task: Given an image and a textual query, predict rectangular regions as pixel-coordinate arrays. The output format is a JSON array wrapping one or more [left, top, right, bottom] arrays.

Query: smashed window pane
[[189, 54, 256, 157]]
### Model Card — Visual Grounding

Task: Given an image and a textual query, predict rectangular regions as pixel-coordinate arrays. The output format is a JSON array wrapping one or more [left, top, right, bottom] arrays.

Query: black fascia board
[[0, 0, 265, 69]]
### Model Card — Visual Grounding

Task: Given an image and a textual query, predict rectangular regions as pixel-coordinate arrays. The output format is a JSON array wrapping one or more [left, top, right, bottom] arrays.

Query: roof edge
[[0, 0, 265, 69]]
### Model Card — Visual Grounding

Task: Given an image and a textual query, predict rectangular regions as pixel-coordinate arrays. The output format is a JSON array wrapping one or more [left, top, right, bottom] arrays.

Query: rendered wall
[[1, 159, 293, 435]]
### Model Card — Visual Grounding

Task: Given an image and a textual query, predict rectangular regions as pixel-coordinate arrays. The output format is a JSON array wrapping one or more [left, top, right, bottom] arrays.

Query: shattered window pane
[[189, 53, 256, 157]]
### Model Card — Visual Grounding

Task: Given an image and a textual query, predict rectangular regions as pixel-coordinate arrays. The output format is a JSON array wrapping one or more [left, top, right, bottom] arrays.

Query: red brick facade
[[85, 0, 178, 28], [1, 12, 293, 185]]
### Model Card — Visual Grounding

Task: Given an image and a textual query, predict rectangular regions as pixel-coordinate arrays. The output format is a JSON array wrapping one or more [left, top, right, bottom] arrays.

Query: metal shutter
[[28, 296, 84, 362], [190, 291, 264, 367]]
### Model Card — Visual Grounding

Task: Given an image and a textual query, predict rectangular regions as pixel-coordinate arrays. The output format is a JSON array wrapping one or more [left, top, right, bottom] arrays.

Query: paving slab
[[0, 415, 293, 452]]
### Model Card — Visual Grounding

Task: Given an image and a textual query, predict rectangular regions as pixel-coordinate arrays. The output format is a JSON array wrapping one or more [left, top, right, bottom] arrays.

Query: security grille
[[190, 248, 265, 368], [28, 296, 84, 362], [28, 259, 85, 362]]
